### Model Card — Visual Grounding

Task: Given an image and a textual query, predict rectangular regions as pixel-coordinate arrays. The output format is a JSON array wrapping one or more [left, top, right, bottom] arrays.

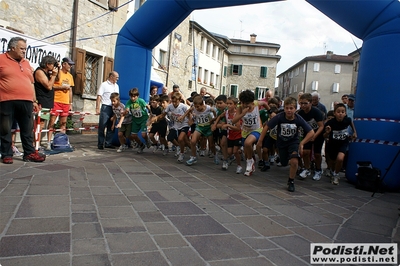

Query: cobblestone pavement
[[0, 134, 399, 266]]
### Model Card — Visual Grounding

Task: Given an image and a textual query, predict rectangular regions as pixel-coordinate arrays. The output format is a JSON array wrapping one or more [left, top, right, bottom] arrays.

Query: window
[[255, 87, 266, 100], [261, 48, 268, 55], [215, 74, 219, 88], [332, 83, 340, 93], [212, 46, 217, 58], [233, 46, 241, 53], [206, 41, 211, 55], [83, 53, 102, 96], [295, 67, 299, 76], [159, 50, 167, 70], [313, 63, 320, 72], [231, 64, 243, 76], [301, 81, 304, 91], [204, 69, 209, 84], [223, 66, 227, 77], [354, 61, 359, 72], [312, 81, 319, 91], [200, 36, 204, 51], [210, 72, 215, 86], [260, 66, 267, 78], [294, 84, 298, 93], [198, 67, 203, 83], [230, 85, 238, 97], [303, 64, 306, 72], [335, 64, 341, 74], [188, 28, 193, 45]]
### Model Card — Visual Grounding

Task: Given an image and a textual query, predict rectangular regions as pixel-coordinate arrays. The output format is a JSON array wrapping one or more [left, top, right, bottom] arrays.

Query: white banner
[[0, 28, 68, 69]]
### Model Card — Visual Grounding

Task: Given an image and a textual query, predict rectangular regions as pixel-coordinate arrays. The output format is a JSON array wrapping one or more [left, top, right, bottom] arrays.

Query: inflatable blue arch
[[114, 0, 400, 190]]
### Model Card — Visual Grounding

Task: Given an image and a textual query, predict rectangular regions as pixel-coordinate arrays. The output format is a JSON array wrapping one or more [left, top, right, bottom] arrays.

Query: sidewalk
[[0, 134, 399, 265]]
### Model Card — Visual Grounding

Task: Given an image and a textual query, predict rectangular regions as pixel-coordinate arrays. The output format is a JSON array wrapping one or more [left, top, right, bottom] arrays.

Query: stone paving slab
[[0, 134, 399, 265]]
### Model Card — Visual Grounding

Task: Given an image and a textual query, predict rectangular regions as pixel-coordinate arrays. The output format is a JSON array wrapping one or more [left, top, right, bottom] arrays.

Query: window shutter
[[230, 85, 238, 97], [222, 85, 226, 95], [103, 56, 114, 82], [238, 65, 243, 76], [313, 63, 320, 72], [260, 66, 267, 78], [229, 64, 233, 75], [255, 87, 259, 99], [223, 66, 227, 77], [109, 0, 119, 11], [73, 47, 86, 95], [312, 81, 319, 91], [335, 64, 341, 74]]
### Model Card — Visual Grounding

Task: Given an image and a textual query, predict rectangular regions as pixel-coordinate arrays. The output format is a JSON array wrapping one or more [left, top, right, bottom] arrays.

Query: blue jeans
[[0, 100, 35, 158], [97, 105, 114, 147]]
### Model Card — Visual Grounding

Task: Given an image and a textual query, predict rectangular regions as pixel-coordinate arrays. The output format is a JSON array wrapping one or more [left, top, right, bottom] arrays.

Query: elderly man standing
[[0, 37, 45, 163], [96, 71, 120, 149]]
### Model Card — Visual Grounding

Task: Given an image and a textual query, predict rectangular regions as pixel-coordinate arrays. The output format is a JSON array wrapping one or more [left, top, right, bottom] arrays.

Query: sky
[[190, 0, 363, 76]]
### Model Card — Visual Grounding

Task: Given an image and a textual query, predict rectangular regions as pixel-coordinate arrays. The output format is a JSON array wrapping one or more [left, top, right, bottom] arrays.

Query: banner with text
[[0, 28, 68, 69]]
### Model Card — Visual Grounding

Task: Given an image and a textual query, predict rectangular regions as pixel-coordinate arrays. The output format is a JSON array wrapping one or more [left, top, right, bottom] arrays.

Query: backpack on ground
[[51, 133, 73, 150], [355, 161, 382, 193]]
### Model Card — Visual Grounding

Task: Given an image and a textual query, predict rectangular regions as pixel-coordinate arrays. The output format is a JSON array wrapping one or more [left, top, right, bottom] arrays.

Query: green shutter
[[255, 87, 259, 99], [230, 85, 238, 97], [230, 64, 233, 75], [238, 65, 243, 76], [223, 66, 227, 77], [222, 86, 226, 95], [260, 66, 267, 78]]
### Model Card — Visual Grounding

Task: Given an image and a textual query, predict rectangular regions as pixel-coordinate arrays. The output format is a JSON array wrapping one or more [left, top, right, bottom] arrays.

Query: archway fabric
[[114, 0, 400, 190]]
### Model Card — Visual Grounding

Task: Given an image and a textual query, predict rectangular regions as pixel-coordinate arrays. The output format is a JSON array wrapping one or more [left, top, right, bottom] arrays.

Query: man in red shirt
[[0, 37, 46, 163]]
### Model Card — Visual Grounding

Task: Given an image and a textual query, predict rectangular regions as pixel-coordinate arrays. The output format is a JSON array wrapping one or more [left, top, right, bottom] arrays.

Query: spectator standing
[[341, 94, 349, 105], [47, 57, 75, 146], [34, 55, 59, 149], [311, 92, 327, 120], [96, 71, 120, 149], [150, 85, 158, 97], [199, 87, 215, 101], [0, 37, 45, 163]]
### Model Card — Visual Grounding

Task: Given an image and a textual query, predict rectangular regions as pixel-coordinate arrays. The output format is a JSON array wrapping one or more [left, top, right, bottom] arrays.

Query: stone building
[[151, 17, 281, 100], [276, 51, 353, 110], [0, 0, 128, 123], [348, 48, 361, 95]]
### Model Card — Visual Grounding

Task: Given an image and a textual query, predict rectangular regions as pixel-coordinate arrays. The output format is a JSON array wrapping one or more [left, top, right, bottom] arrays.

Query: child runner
[[215, 96, 243, 173], [212, 95, 228, 167], [232, 90, 271, 176], [181, 95, 217, 166], [148, 95, 168, 153], [323, 103, 357, 185], [297, 93, 325, 181], [257, 97, 314, 192], [110, 92, 132, 153], [125, 88, 151, 154], [149, 92, 190, 163], [260, 106, 279, 172]]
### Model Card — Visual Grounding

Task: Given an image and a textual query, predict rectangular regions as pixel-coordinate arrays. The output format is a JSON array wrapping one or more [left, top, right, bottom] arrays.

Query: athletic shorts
[[303, 134, 324, 153], [227, 138, 242, 148], [262, 133, 276, 150], [50, 102, 70, 117], [131, 119, 148, 134], [149, 122, 167, 138], [196, 125, 213, 137], [242, 131, 261, 145], [278, 143, 300, 167], [326, 141, 349, 160], [119, 123, 132, 138]]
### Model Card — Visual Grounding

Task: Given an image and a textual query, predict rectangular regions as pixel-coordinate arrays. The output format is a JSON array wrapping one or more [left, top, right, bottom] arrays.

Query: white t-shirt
[[97, 80, 119, 106], [164, 103, 189, 130]]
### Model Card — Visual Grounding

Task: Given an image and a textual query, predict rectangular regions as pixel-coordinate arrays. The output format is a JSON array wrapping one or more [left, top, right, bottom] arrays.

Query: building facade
[[151, 17, 281, 101], [0, 0, 127, 123], [276, 51, 353, 110]]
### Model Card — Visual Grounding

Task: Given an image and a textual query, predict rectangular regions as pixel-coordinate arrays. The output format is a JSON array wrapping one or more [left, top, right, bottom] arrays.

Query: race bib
[[332, 129, 348, 140]]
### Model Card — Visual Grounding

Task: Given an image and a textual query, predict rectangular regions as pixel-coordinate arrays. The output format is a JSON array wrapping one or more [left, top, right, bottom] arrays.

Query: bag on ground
[[51, 133, 73, 150], [355, 161, 382, 192]]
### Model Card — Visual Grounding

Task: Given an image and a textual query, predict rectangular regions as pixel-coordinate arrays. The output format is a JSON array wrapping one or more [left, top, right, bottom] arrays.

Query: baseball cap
[[62, 57, 75, 65], [348, 94, 355, 101]]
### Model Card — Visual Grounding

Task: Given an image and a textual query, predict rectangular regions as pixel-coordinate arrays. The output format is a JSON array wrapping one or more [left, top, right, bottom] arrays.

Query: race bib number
[[280, 123, 297, 137], [197, 115, 210, 125], [308, 118, 319, 130], [243, 116, 258, 127], [132, 109, 142, 118], [332, 129, 348, 140]]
